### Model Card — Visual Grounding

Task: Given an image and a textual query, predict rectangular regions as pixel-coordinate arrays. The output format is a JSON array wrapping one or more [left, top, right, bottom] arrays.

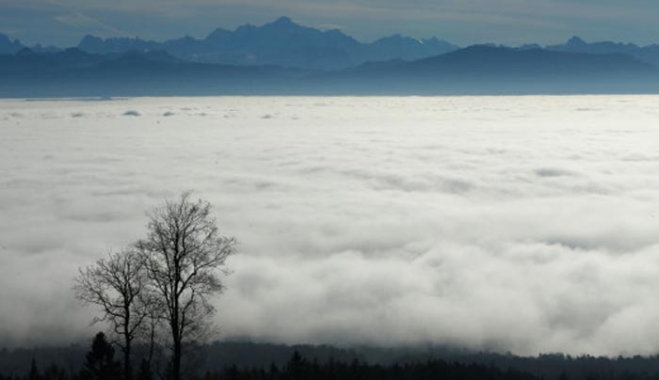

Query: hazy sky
[[1, 0, 659, 47], [2, 96, 659, 355]]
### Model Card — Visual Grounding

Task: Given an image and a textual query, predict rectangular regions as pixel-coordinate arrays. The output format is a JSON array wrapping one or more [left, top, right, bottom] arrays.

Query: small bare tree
[[135, 193, 236, 380], [74, 249, 149, 380]]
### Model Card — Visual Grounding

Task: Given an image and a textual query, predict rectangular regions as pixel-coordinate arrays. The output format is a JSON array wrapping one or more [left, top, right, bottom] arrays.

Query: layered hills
[[1, 17, 658, 96]]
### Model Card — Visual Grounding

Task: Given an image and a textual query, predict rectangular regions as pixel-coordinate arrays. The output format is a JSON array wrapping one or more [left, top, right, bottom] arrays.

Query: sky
[[2, 96, 659, 355], [1, 0, 659, 47]]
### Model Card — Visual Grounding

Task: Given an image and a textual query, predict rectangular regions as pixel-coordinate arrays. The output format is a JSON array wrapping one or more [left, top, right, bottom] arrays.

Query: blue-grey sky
[[0, 0, 659, 46], [2, 1, 659, 49]]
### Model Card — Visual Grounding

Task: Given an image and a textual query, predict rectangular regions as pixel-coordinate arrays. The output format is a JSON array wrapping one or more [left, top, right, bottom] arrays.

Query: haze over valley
[[2, 96, 659, 356]]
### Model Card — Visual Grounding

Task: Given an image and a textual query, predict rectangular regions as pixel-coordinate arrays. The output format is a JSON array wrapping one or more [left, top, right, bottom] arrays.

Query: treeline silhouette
[[193, 351, 542, 380], [5, 339, 659, 380], [0, 347, 544, 380]]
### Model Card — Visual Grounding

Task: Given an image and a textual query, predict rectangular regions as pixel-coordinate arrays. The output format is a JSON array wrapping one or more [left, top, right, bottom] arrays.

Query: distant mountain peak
[[80, 34, 102, 44], [205, 27, 231, 41], [235, 24, 256, 33], [0, 32, 26, 54], [264, 16, 303, 31], [273, 16, 293, 25], [70, 16, 460, 70], [567, 36, 586, 47]]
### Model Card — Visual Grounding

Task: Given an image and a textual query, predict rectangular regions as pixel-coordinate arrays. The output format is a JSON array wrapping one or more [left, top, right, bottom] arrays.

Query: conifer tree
[[81, 332, 121, 380]]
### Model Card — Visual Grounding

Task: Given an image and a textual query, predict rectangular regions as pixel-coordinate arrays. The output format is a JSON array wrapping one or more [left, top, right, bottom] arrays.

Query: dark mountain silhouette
[[0, 47, 306, 97], [547, 36, 659, 67], [0, 33, 61, 54], [0, 33, 24, 54], [76, 17, 458, 70], [0, 47, 103, 74], [408, 45, 654, 76], [1, 44, 657, 97], [324, 45, 658, 94]]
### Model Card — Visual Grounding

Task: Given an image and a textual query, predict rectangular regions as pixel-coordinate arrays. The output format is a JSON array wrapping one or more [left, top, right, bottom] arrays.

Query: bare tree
[[135, 193, 236, 380], [137, 291, 166, 380], [74, 249, 149, 380]]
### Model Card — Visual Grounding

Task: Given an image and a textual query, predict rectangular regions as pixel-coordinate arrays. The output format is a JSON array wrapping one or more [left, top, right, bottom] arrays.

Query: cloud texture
[[2, 96, 659, 355]]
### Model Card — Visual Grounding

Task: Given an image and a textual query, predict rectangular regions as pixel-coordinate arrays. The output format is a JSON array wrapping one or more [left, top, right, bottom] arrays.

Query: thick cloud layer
[[2, 96, 659, 355]]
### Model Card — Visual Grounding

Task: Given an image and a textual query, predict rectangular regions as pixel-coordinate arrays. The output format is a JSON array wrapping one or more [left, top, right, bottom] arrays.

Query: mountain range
[[12, 16, 456, 71], [1, 17, 659, 96], [546, 36, 659, 67], [4, 17, 659, 70]]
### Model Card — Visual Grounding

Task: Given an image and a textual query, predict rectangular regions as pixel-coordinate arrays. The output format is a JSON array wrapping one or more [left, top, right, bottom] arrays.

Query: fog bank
[[1, 96, 659, 356]]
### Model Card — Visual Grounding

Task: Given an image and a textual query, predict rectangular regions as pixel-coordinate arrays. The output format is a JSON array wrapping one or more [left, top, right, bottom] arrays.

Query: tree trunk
[[125, 342, 132, 380], [172, 337, 181, 380], [171, 317, 181, 380], [147, 318, 155, 370], [124, 304, 132, 380]]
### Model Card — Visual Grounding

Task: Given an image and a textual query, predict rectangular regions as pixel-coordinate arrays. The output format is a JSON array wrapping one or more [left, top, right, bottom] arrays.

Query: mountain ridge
[[0, 33, 24, 54], [6, 17, 659, 70], [74, 17, 458, 70], [548, 36, 659, 67], [3, 17, 659, 97], [1, 43, 657, 97]]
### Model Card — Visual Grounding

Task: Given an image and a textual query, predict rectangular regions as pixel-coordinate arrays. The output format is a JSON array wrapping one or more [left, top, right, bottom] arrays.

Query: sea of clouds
[[2, 95, 659, 356]]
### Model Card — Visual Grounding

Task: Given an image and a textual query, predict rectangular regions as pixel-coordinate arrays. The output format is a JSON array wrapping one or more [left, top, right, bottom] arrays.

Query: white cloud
[[1, 95, 659, 356]]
